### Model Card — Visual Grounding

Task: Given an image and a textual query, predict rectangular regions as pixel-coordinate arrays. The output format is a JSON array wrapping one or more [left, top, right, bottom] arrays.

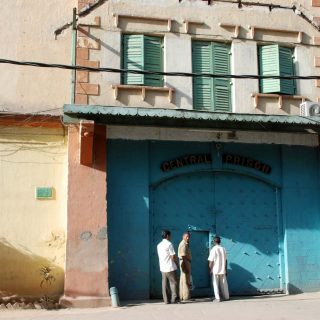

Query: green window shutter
[[279, 47, 295, 95], [259, 45, 295, 95], [192, 41, 213, 111], [259, 45, 280, 93], [122, 34, 144, 85], [212, 43, 231, 112], [144, 36, 163, 87]]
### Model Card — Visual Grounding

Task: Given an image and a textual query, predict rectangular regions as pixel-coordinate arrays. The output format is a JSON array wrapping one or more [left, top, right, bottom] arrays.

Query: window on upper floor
[[121, 34, 164, 87], [192, 40, 231, 112], [258, 44, 296, 95]]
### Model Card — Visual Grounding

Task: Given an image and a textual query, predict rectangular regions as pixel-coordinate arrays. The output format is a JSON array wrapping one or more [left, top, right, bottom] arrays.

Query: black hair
[[214, 236, 221, 244], [162, 230, 171, 239]]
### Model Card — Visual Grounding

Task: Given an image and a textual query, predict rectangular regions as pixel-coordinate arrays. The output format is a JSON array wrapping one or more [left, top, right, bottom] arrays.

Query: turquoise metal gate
[[150, 171, 283, 297]]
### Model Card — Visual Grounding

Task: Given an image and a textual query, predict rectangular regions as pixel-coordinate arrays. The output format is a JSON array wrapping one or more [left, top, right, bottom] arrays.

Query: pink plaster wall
[[64, 124, 109, 298]]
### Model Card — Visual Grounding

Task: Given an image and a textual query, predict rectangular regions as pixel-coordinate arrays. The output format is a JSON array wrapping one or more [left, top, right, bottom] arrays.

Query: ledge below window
[[219, 23, 240, 38], [183, 20, 205, 33], [251, 93, 306, 109], [112, 85, 174, 102], [248, 26, 303, 43], [112, 13, 172, 31]]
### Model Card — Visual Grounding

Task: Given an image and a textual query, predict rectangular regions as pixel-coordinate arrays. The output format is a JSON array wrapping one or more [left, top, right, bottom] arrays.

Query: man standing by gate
[[157, 230, 179, 304], [178, 231, 192, 302], [208, 235, 229, 302]]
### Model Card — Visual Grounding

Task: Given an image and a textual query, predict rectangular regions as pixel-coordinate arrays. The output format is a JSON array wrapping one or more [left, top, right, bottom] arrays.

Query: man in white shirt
[[208, 235, 229, 302], [157, 230, 179, 304]]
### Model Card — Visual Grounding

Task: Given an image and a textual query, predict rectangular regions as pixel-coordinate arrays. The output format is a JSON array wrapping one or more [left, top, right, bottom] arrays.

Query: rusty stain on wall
[[96, 227, 107, 240], [80, 231, 92, 241]]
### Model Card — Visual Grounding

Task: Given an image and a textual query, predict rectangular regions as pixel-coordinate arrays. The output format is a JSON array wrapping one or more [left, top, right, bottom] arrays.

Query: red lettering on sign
[[176, 159, 184, 168], [261, 164, 271, 174], [197, 155, 203, 163], [204, 155, 211, 163], [161, 162, 170, 172], [169, 160, 176, 169], [254, 161, 261, 170], [190, 156, 196, 164], [225, 155, 233, 163], [234, 156, 241, 164], [161, 154, 213, 172], [246, 158, 254, 168], [222, 153, 271, 175]]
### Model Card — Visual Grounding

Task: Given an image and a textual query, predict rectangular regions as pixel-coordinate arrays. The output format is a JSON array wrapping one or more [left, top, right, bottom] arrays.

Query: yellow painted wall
[[0, 125, 67, 298]]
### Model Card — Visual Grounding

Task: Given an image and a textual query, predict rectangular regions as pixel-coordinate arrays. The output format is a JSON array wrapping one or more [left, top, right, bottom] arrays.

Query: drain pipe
[[71, 7, 77, 104], [109, 287, 120, 307]]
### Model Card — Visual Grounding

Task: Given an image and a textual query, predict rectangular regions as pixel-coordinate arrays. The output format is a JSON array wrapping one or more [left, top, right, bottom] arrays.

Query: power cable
[[0, 58, 319, 80]]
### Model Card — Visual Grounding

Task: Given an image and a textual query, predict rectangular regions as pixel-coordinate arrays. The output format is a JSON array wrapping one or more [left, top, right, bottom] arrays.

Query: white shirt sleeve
[[168, 243, 175, 256], [208, 248, 214, 261]]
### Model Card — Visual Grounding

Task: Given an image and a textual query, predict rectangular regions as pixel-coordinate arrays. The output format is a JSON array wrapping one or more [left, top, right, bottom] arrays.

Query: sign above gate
[[161, 154, 212, 172], [223, 153, 271, 174]]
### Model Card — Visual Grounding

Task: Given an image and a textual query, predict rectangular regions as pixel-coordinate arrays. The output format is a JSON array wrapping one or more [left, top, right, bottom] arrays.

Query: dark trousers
[[161, 271, 178, 304]]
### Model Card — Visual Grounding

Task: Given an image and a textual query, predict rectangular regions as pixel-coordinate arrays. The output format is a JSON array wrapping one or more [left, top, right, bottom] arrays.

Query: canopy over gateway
[[63, 104, 320, 134]]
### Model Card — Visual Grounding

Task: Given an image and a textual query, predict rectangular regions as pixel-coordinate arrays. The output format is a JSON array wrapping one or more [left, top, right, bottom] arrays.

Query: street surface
[[1, 293, 320, 320]]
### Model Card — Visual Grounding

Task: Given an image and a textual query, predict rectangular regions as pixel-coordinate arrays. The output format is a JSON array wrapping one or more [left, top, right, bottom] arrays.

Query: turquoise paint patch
[[36, 187, 53, 200], [107, 139, 320, 298]]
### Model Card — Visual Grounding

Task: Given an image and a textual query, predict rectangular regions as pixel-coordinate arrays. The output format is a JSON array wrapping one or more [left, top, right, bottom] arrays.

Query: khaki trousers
[[179, 260, 191, 301]]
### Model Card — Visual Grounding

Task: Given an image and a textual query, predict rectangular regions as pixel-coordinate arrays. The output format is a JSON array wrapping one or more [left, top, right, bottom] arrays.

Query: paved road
[[1, 293, 320, 320]]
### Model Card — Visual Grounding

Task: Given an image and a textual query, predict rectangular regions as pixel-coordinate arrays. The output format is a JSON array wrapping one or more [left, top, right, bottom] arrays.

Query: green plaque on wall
[[36, 187, 54, 200]]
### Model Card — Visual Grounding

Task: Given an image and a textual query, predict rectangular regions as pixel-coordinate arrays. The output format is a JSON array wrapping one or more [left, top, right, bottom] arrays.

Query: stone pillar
[[60, 123, 110, 308]]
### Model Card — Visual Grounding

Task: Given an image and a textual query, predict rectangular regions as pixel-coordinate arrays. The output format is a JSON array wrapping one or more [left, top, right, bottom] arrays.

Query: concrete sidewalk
[[1, 293, 320, 320]]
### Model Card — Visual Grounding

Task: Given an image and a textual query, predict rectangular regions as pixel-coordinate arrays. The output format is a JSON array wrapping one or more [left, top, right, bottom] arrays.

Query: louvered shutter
[[212, 43, 231, 112], [259, 45, 280, 93], [279, 47, 295, 95], [144, 36, 163, 87], [192, 41, 213, 111], [122, 34, 144, 85], [259, 45, 295, 95]]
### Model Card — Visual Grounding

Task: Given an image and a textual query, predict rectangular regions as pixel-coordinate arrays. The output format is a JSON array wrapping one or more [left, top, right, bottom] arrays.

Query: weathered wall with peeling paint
[[0, 0, 76, 114], [59, 124, 109, 307], [0, 126, 67, 297], [74, 0, 320, 113], [0, 0, 73, 299], [1, 0, 320, 114]]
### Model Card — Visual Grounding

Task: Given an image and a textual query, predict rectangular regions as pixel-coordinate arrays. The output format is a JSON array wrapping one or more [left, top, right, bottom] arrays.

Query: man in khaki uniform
[[178, 231, 192, 301]]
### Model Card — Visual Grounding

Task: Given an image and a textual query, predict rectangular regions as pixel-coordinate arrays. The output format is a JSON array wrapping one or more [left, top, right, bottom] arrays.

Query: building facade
[[2, 0, 320, 308], [0, 0, 74, 301]]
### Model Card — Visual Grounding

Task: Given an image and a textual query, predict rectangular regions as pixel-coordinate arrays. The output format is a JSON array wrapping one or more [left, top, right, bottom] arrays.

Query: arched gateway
[[150, 171, 283, 297]]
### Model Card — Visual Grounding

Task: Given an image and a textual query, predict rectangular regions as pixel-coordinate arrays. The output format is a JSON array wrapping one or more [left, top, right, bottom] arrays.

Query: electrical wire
[[54, 0, 320, 37], [0, 58, 319, 80], [0, 108, 62, 118], [0, 108, 65, 134]]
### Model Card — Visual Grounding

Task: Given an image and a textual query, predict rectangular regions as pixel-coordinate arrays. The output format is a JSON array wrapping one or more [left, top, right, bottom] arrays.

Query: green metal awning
[[63, 104, 320, 134]]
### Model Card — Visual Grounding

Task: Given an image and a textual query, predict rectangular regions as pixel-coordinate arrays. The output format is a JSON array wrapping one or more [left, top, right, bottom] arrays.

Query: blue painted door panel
[[189, 231, 211, 295], [215, 173, 281, 295], [151, 172, 282, 297], [151, 173, 214, 298]]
